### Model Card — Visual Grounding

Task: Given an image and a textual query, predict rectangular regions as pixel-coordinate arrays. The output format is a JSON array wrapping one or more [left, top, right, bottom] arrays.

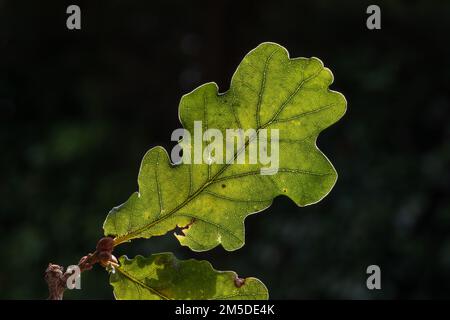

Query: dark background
[[1, 0, 449, 299]]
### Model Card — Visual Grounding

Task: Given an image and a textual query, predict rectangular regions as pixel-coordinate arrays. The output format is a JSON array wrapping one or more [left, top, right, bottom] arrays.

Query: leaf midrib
[[113, 131, 257, 246], [115, 266, 170, 300]]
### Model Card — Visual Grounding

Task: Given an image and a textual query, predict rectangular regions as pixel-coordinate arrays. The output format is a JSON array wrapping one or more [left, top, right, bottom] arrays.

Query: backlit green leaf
[[110, 253, 268, 300], [104, 42, 346, 251]]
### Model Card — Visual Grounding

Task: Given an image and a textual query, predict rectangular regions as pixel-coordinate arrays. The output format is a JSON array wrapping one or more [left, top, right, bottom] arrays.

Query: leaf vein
[[204, 190, 272, 203], [264, 64, 324, 127], [256, 49, 279, 128], [116, 267, 170, 300], [178, 213, 242, 243], [269, 103, 335, 125]]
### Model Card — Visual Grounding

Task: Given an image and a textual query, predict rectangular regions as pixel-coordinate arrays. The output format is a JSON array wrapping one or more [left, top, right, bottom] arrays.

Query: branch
[[44, 237, 117, 300]]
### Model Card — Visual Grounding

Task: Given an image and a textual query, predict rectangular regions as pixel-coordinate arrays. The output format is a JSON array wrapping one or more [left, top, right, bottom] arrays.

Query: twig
[[44, 237, 117, 300]]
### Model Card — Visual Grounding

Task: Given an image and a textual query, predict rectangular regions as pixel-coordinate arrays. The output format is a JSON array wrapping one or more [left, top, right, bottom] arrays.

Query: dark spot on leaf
[[221, 184, 226, 188], [234, 277, 245, 288], [283, 188, 287, 193]]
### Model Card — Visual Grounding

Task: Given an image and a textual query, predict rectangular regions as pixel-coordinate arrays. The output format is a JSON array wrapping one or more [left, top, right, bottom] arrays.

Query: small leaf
[[110, 253, 268, 300], [104, 42, 346, 251]]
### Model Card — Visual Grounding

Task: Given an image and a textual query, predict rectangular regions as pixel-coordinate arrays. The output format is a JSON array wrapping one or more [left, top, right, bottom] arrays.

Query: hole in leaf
[[174, 218, 196, 236]]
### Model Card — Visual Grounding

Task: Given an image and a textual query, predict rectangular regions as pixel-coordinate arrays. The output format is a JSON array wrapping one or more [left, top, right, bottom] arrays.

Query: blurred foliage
[[0, 0, 449, 299]]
